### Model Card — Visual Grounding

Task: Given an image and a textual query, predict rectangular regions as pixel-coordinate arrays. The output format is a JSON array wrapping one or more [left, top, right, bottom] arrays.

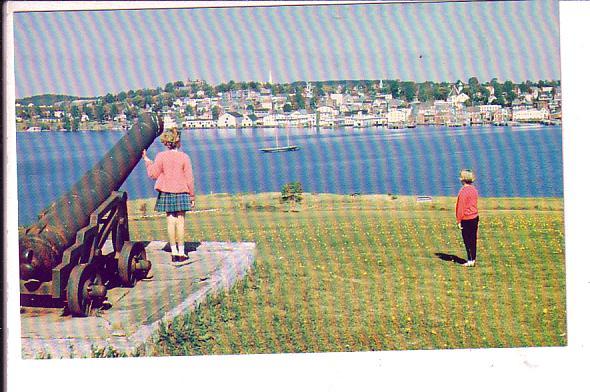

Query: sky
[[4, 2, 590, 391], [11, 1, 561, 98]]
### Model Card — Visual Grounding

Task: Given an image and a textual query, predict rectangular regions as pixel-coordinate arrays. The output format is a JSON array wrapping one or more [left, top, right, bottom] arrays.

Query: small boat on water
[[260, 145, 300, 153], [259, 128, 300, 153]]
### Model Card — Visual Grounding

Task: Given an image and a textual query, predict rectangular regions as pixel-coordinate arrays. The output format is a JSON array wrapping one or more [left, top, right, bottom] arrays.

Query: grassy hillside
[[125, 193, 565, 355], [16, 94, 83, 106]]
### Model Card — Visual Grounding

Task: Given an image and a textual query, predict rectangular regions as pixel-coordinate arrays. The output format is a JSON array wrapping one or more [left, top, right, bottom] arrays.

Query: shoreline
[[125, 192, 564, 221], [16, 121, 560, 133]]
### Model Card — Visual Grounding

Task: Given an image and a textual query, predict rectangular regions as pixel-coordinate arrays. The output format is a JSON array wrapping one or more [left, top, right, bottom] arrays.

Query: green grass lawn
[[128, 193, 566, 356]]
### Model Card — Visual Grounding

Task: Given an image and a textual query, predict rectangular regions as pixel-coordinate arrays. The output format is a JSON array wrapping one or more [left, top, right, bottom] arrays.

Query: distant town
[[15, 77, 561, 132]]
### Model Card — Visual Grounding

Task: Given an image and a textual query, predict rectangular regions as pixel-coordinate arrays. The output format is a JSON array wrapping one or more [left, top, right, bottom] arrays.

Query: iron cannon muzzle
[[19, 252, 35, 280], [19, 248, 53, 281], [19, 235, 59, 281]]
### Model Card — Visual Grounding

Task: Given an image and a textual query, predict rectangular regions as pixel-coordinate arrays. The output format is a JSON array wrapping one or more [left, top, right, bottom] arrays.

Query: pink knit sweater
[[145, 149, 195, 198], [455, 184, 479, 222]]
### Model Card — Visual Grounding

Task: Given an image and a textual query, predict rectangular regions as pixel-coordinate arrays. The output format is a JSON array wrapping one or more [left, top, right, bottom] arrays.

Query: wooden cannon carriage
[[19, 113, 163, 316]]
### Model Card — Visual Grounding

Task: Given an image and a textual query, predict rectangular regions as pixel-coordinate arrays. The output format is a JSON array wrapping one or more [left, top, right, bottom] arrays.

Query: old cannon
[[19, 112, 163, 316]]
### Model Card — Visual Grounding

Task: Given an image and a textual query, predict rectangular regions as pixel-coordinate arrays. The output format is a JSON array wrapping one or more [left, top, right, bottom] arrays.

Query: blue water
[[16, 124, 563, 226]]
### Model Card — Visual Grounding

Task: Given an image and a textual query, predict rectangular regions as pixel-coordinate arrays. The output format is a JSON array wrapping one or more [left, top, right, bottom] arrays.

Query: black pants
[[461, 216, 479, 261]]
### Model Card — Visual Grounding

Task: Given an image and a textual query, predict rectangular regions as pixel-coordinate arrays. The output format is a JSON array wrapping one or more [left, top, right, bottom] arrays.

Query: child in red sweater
[[143, 128, 195, 262], [456, 169, 479, 267]]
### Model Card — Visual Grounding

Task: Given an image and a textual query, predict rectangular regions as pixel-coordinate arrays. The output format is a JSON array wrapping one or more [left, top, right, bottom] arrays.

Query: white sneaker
[[464, 260, 475, 267]]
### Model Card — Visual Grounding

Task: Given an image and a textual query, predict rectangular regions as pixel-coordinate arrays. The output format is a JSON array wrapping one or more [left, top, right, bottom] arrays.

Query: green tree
[[104, 93, 115, 104], [109, 103, 118, 119], [95, 104, 105, 122], [418, 83, 434, 102], [401, 82, 417, 102], [145, 94, 153, 107], [491, 78, 505, 105], [389, 80, 401, 98], [506, 90, 517, 105], [70, 105, 80, 119], [309, 96, 318, 110], [480, 86, 491, 103], [280, 182, 303, 212], [468, 76, 480, 99], [294, 92, 305, 110], [433, 84, 450, 101], [503, 80, 514, 94], [83, 104, 94, 120], [132, 95, 145, 108], [202, 83, 215, 97], [211, 106, 221, 120]]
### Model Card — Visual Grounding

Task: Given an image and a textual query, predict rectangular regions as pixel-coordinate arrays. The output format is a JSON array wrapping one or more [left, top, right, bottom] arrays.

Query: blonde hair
[[459, 169, 475, 184], [160, 127, 181, 149]]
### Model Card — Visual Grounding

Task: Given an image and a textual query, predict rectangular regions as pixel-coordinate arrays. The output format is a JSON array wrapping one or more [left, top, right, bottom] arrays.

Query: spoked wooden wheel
[[118, 241, 148, 287], [67, 264, 106, 317], [113, 223, 127, 255]]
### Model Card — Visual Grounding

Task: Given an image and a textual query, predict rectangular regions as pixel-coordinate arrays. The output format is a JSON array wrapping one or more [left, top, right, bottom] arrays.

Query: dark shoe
[[177, 254, 189, 262], [171, 254, 179, 262]]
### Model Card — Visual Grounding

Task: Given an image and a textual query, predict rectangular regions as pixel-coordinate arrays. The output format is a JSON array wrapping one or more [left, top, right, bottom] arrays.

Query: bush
[[280, 182, 303, 211]]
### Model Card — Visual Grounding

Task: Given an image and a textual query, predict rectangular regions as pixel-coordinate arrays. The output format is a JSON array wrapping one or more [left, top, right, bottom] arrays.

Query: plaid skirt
[[155, 192, 192, 213]]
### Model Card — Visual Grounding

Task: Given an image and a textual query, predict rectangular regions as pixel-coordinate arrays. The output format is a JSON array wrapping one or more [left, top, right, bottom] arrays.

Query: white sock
[[178, 244, 185, 255], [172, 244, 180, 255]]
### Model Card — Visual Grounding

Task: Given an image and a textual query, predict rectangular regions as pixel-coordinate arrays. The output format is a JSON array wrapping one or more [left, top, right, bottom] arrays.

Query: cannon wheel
[[118, 241, 146, 287], [67, 264, 104, 317]]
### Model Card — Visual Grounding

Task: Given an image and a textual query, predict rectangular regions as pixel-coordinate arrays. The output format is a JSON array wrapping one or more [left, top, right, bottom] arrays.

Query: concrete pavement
[[20, 241, 256, 359]]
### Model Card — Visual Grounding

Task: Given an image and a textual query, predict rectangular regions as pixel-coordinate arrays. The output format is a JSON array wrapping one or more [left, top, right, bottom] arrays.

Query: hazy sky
[[13, 1, 561, 98]]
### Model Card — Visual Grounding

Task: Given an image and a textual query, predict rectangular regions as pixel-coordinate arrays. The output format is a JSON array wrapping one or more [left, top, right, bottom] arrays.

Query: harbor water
[[16, 124, 563, 226]]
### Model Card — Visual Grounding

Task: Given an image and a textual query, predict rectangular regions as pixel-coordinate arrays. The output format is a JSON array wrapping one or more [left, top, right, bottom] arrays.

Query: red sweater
[[455, 185, 479, 222], [145, 149, 195, 198]]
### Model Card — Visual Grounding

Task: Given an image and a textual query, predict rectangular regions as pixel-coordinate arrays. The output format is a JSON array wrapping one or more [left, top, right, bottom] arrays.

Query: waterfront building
[[512, 108, 549, 122], [386, 108, 412, 125], [217, 112, 244, 128], [493, 108, 511, 124], [329, 93, 344, 107], [241, 114, 259, 128], [182, 117, 216, 129], [263, 114, 278, 127]]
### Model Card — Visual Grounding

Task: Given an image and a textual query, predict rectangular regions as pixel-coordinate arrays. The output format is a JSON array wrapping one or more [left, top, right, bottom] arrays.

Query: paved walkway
[[20, 241, 256, 359]]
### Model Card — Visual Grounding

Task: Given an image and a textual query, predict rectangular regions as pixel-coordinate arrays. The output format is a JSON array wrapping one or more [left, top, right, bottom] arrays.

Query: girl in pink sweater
[[456, 169, 479, 267], [143, 128, 195, 262]]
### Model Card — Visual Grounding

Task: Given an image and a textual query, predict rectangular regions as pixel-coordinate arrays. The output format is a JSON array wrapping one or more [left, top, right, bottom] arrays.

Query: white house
[[263, 114, 278, 127], [183, 118, 216, 128], [217, 112, 244, 128], [330, 93, 344, 107], [478, 105, 502, 114], [386, 108, 412, 124], [512, 108, 549, 122], [241, 114, 260, 128]]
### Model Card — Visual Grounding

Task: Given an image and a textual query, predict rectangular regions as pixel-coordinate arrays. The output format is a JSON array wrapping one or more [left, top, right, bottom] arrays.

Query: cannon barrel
[[19, 112, 163, 281]]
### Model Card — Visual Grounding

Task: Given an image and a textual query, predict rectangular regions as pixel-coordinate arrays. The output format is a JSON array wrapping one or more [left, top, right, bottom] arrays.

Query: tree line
[[17, 77, 560, 128]]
